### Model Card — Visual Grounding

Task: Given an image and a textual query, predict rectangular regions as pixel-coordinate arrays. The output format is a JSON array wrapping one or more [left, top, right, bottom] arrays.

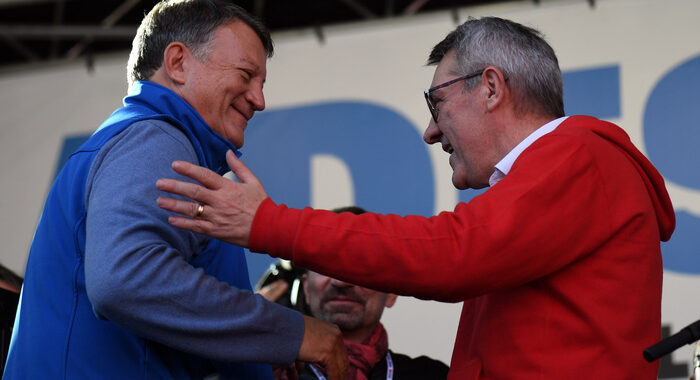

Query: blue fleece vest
[[4, 81, 272, 379]]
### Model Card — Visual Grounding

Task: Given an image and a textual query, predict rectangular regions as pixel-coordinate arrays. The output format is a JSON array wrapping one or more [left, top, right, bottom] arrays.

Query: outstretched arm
[[156, 149, 265, 247]]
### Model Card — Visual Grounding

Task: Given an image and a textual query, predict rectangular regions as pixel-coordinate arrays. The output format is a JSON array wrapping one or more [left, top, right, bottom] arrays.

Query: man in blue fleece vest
[[4, 1, 346, 379]]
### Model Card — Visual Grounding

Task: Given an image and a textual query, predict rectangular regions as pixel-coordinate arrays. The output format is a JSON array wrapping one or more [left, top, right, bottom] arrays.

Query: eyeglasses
[[424, 70, 484, 123]]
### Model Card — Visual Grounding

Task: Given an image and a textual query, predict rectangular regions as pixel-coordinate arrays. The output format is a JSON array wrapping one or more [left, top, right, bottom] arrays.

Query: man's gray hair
[[428, 17, 564, 118], [127, 0, 273, 88]]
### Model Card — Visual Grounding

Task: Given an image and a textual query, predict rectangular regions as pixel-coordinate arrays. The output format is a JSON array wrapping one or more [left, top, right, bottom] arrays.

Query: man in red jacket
[[156, 16, 675, 379]]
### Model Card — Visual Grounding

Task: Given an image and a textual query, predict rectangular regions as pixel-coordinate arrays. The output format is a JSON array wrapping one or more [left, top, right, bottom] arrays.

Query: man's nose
[[423, 119, 441, 144], [247, 84, 265, 111]]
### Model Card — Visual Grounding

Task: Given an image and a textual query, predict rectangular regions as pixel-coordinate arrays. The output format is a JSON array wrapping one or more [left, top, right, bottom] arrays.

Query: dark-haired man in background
[[300, 208, 448, 380], [301, 267, 449, 380], [4, 1, 346, 379], [258, 207, 449, 380]]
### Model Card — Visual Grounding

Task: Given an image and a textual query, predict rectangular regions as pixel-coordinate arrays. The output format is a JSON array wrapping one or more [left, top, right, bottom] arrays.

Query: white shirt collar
[[488, 116, 569, 187]]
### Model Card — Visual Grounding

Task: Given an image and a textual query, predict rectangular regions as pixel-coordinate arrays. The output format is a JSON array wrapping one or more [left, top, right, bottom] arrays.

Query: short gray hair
[[429, 17, 564, 118], [127, 0, 273, 88]]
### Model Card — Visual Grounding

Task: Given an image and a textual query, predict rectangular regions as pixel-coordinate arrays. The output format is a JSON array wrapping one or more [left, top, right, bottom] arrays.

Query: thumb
[[226, 150, 258, 184]]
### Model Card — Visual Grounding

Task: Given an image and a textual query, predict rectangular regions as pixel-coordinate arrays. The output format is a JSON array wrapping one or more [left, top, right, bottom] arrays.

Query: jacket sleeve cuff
[[266, 301, 306, 364], [249, 197, 301, 261]]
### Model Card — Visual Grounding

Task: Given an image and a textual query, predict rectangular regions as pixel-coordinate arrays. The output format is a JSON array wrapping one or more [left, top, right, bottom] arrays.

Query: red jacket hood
[[562, 115, 675, 241]]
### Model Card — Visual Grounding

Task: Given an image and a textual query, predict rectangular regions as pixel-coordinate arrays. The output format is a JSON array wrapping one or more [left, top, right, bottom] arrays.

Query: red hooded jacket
[[251, 115, 675, 379]]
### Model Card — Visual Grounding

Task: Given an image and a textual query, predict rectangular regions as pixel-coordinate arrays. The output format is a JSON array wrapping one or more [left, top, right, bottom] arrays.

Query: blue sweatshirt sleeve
[[83, 119, 304, 364]]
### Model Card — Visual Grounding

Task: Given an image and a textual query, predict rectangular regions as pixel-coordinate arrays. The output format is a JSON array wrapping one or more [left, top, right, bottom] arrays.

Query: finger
[[171, 160, 225, 190], [226, 150, 259, 185], [326, 337, 348, 380], [156, 179, 210, 204], [338, 349, 349, 379], [167, 215, 212, 235], [325, 351, 348, 380], [157, 196, 203, 218]]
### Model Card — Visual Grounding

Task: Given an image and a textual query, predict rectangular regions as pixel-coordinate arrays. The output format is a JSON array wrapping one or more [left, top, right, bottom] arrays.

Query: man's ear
[[385, 294, 398, 308], [162, 41, 189, 85], [483, 66, 508, 112]]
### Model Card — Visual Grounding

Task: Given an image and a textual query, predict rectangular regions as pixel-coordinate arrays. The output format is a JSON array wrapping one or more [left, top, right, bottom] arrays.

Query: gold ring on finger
[[195, 203, 205, 219]]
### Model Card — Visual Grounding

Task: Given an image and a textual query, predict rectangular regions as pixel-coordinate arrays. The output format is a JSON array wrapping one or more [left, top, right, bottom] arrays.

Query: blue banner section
[[241, 101, 434, 216], [643, 54, 700, 275], [643, 55, 700, 188], [562, 65, 620, 119], [662, 211, 700, 274]]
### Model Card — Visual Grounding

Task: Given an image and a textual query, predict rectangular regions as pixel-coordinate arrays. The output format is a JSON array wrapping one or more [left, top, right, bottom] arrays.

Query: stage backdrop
[[1, 0, 698, 377]]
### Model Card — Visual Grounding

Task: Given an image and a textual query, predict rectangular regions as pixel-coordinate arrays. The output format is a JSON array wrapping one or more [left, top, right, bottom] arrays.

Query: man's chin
[[227, 129, 244, 149], [328, 316, 362, 331], [452, 171, 488, 190], [452, 175, 469, 190]]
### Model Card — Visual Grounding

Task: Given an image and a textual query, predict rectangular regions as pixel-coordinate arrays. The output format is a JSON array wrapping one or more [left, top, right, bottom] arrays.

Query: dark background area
[[0, 0, 522, 70]]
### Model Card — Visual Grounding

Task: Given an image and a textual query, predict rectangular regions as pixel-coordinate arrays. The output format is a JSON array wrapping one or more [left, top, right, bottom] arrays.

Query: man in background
[[4, 1, 345, 379], [301, 207, 448, 380], [259, 207, 449, 380], [302, 267, 448, 380]]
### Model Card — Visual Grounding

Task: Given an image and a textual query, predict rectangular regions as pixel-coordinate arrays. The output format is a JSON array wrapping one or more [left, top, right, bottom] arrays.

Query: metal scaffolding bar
[[0, 24, 137, 39], [339, 0, 376, 19]]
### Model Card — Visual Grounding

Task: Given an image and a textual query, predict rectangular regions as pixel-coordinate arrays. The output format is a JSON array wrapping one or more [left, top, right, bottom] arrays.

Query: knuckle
[[191, 185, 205, 200]]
